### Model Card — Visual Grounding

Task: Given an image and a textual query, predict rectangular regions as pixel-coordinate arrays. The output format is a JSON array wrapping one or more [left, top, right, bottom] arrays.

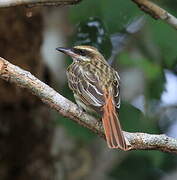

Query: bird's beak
[[56, 47, 78, 58]]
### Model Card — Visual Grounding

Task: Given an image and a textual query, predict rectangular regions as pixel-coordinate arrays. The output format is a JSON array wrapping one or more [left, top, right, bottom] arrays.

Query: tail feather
[[102, 92, 128, 150], [102, 105, 113, 148]]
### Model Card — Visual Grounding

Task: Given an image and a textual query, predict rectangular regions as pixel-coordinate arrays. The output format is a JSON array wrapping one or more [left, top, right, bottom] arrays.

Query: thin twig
[[132, 0, 177, 30], [0, 57, 177, 153], [0, 0, 81, 8]]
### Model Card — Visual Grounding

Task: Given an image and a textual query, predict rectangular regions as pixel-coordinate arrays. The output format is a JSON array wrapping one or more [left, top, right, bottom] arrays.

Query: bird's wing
[[67, 63, 105, 108], [113, 71, 121, 109]]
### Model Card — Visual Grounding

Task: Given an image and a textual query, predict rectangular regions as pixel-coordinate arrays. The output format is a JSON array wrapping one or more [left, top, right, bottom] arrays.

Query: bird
[[56, 45, 131, 150]]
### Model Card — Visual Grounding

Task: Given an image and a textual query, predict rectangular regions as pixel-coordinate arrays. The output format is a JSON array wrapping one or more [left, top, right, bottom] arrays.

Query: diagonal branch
[[132, 0, 177, 30], [0, 0, 81, 8], [0, 57, 177, 153]]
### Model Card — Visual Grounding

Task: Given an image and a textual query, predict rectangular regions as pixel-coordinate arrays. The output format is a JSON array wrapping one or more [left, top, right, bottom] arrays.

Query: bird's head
[[56, 45, 106, 63]]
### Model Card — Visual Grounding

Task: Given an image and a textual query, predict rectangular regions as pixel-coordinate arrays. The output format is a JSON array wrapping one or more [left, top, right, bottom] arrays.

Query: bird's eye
[[72, 48, 87, 56]]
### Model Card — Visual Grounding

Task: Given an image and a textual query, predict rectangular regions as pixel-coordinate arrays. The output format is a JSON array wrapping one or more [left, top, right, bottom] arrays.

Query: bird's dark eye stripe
[[72, 48, 88, 56]]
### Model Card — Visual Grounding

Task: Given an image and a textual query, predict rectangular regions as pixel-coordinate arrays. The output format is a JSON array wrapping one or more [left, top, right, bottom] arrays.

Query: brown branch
[[0, 57, 177, 153], [0, 0, 81, 8], [132, 0, 177, 30]]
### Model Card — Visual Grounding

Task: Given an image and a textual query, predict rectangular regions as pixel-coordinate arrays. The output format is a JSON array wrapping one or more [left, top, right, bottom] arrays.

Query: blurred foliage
[[69, 0, 142, 33], [118, 53, 162, 79], [56, 116, 96, 141], [110, 151, 177, 180], [149, 21, 177, 68], [110, 152, 164, 180], [56, 0, 177, 179], [72, 17, 112, 59], [120, 103, 159, 134]]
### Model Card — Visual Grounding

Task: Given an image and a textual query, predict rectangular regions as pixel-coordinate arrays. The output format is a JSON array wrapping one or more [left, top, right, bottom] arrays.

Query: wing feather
[[67, 63, 105, 108], [114, 72, 121, 109]]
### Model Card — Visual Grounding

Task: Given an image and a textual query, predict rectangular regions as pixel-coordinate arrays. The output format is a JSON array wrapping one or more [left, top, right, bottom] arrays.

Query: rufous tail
[[102, 92, 129, 150]]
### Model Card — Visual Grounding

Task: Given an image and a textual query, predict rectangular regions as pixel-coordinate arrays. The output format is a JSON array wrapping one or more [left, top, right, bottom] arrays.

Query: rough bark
[[0, 0, 82, 8]]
